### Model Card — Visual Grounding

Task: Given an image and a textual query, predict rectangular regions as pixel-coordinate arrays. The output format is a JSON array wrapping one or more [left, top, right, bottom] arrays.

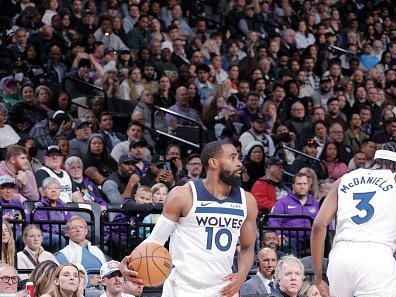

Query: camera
[[164, 162, 171, 171]]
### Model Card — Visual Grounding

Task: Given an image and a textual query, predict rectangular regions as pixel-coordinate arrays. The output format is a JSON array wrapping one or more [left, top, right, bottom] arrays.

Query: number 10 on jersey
[[205, 227, 232, 251]]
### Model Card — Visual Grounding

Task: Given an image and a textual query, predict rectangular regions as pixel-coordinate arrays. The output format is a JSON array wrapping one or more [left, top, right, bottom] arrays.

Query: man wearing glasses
[[0, 263, 18, 294]]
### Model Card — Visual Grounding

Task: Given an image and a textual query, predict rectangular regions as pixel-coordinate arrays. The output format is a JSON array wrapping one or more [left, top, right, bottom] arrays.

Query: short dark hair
[[292, 172, 308, 183], [99, 111, 112, 121], [200, 140, 231, 168], [128, 121, 144, 130]]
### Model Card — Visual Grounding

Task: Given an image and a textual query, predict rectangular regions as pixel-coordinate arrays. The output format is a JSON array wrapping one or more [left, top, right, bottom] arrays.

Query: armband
[[144, 214, 177, 246]]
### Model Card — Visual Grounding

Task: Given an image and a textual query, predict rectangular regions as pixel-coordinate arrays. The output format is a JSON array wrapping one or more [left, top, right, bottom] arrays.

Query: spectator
[[99, 260, 133, 297], [94, 15, 127, 50], [17, 137, 42, 172], [65, 156, 106, 206], [102, 154, 140, 204], [120, 66, 144, 103], [240, 247, 277, 295], [83, 134, 118, 186], [128, 140, 150, 177], [327, 122, 354, 164], [69, 118, 93, 158], [242, 141, 266, 191], [125, 15, 152, 51], [140, 155, 174, 189], [319, 141, 348, 180], [251, 157, 290, 214], [40, 264, 80, 297], [0, 176, 25, 219], [111, 121, 151, 163], [0, 263, 18, 294], [29, 110, 72, 151], [343, 113, 368, 154], [35, 145, 83, 203], [312, 75, 333, 110], [267, 255, 304, 297], [299, 281, 322, 297], [1, 221, 15, 267], [55, 216, 107, 287], [269, 172, 319, 254], [298, 168, 320, 200], [29, 260, 59, 297], [0, 104, 20, 149], [98, 112, 126, 152], [7, 83, 45, 136], [17, 225, 59, 280], [0, 145, 39, 201], [261, 230, 286, 259], [239, 113, 276, 158], [34, 177, 71, 251]]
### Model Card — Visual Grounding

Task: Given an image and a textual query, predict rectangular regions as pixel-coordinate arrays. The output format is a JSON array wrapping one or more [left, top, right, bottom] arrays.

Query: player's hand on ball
[[220, 272, 245, 297], [120, 255, 144, 285]]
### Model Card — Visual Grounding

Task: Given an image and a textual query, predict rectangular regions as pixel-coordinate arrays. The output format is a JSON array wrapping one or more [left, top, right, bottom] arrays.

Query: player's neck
[[203, 178, 232, 200]]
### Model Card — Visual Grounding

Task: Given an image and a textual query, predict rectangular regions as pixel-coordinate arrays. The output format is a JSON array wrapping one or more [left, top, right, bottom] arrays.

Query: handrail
[[281, 144, 321, 162], [151, 105, 204, 149], [64, 75, 108, 110]]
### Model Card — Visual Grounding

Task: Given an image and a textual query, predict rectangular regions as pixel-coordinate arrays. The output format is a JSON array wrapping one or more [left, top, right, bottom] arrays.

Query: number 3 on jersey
[[205, 227, 232, 251], [351, 191, 376, 224]]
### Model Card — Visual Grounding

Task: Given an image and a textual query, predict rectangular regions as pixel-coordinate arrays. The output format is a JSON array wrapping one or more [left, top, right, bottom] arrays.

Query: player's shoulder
[[168, 182, 193, 199], [243, 190, 258, 215]]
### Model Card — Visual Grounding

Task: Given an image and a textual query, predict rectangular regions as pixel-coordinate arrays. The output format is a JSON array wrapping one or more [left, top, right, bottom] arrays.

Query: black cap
[[129, 139, 147, 149], [119, 154, 137, 164], [265, 157, 285, 167], [49, 110, 69, 126], [303, 138, 319, 147], [151, 155, 165, 166], [104, 47, 117, 55], [74, 119, 92, 130], [45, 145, 62, 156], [251, 113, 265, 122], [320, 74, 331, 82], [83, 9, 94, 16], [119, 48, 131, 55]]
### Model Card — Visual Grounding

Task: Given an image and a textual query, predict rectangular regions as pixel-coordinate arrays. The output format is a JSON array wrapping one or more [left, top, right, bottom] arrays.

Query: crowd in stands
[[0, 0, 394, 295]]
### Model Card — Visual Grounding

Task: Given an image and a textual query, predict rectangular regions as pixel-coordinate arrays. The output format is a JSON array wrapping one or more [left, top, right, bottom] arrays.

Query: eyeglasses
[[0, 276, 18, 284]]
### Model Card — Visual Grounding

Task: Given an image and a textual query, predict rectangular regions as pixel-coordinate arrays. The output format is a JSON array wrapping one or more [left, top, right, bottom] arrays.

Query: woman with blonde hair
[[35, 85, 53, 112], [299, 280, 322, 297], [41, 264, 80, 297], [2, 221, 15, 266], [17, 225, 59, 280], [298, 167, 320, 199], [30, 260, 59, 297]]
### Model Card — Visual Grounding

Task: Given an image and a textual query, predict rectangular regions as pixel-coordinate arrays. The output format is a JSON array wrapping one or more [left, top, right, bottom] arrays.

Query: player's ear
[[208, 158, 217, 169]]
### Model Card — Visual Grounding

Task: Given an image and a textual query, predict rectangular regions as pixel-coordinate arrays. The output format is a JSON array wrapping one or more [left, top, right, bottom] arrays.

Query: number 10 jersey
[[169, 179, 247, 289], [335, 168, 396, 251]]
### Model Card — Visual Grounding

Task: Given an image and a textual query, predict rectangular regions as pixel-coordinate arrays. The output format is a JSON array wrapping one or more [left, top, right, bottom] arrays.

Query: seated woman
[[319, 141, 349, 180], [40, 264, 80, 297], [29, 260, 59, 297], [2, 221, 15, 266], [65, 156, 107, 207], [34, 177, 71, 252], [17, 225, 59, 280], [82, 134, 118, 186]]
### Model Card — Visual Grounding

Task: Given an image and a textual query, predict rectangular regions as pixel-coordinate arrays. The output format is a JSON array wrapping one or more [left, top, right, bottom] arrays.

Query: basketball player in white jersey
[[311, 142, 396, 297], [121, 140, 258, 297]]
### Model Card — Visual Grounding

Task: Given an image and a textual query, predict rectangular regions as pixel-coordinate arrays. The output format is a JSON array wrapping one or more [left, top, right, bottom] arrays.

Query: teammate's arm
[[221, 192, 258, 297], [311, 179, 340, 297], [120, 184, 191, 283]]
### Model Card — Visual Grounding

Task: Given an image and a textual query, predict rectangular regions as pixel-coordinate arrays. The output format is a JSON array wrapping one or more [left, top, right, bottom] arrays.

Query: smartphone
[[164, 162, 171, 171]]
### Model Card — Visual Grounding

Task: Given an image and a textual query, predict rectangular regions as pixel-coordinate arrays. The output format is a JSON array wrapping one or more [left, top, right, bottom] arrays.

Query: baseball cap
[[49, 110, 70, 126], [251, 113, 265, 122], [320, 74, 331, 82], [265, 156, 285, 167], [104, 47, 117, 56], [152, 155, 165, 166], [100, 260, 121, 278], [74, 118, 92, 130], [129, 139, 148, 149], [119, 48, 131, 55], [303, 138, 319, 147], [4, 77, 17, 88], [83, 9, 94, 16], [0, 176, 16, 187], [45, 145, 62, 156], [119, 154, 137, 164]]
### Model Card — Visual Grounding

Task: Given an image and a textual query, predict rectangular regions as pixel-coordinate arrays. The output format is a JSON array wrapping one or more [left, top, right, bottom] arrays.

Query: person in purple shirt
[[33, 177, 71, 252], [268, 172, 319, 256]]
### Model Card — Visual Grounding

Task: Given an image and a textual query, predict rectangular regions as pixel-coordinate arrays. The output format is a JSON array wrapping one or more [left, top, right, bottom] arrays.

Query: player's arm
[[310, 178, 340, 297], [120, 184, 191, 283], [221, 192, 258, 297]]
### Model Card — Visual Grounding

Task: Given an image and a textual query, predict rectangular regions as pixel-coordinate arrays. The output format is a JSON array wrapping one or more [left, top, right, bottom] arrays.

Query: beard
[[219, 167, 242, 187]]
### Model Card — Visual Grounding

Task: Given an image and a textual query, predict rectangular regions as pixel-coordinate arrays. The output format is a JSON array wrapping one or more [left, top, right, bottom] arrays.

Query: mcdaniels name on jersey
[[340, 175, 394, 194]]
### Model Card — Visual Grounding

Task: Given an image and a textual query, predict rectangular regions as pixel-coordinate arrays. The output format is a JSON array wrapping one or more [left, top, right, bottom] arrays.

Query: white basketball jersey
[[334, 168, 396, 251], [169, 179, 247, 289]]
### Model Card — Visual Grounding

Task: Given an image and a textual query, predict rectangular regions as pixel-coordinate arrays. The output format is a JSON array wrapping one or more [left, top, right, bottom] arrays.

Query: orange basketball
[[128, 242, 173, 287]]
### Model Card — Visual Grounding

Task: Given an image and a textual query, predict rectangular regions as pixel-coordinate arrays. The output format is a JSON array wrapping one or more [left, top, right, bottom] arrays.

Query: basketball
[[128, 242, 173, 287]]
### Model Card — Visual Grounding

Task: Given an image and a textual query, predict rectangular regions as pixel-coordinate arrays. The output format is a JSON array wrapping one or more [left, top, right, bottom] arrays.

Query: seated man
[[0, 263, 18, 294], [240, 247, 277, 295], [269, 172, 319, 256], [267, 255, 304, 297], [261, 230, 286, 259], [55, 215, 107, 287], [100, 260, 144, 297]]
